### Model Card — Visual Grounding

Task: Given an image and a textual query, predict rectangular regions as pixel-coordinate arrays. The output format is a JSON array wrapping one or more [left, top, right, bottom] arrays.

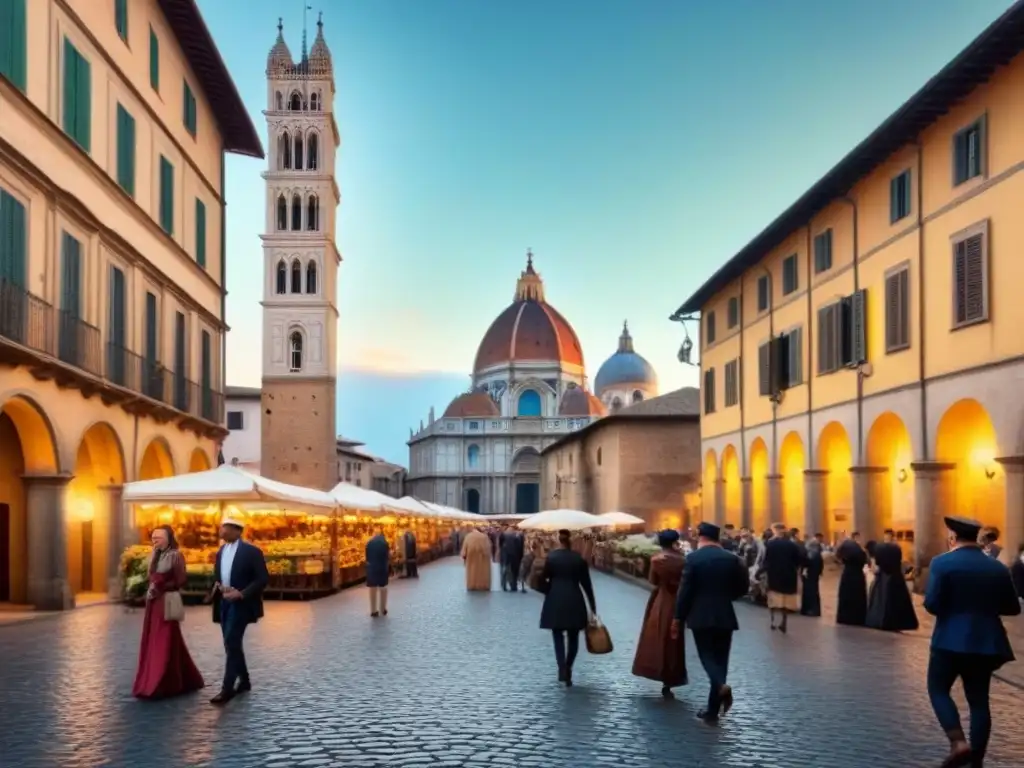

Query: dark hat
[[944, 516, 982, 541], [697, 522, 721, 541], [657, 529, 680, 547]]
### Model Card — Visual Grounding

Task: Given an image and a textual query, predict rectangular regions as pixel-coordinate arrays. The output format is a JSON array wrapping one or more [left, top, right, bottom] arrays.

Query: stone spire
[[266, 18, 294, 75], [514, 249, 546, 303], [618, 320, 634, 353]]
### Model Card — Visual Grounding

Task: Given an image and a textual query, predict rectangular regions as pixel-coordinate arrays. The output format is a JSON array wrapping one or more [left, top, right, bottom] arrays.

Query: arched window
[[305, 261, 317, 294], [294, 134, 304, 170], [517, 389, 542, 417], [289, 91, 301, 110], [310, 93, 318, 111], [467, 444, 480, 468], [307, 132, 319, 170], [275, 92, 283, 110], [289, 331, 303, 372], [611, 397, 623, 411], [632, 390, 644, 403], [275, 260, 287, 294], [276, 195, 288, 230], [290, 259, 302, 293], [279, 131, 291, 169], [291, 194, 302, 230], [306, 195, 319, 231]]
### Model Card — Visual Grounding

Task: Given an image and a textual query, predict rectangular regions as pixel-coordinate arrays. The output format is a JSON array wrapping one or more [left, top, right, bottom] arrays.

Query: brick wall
[[260, 379, 338, 490]]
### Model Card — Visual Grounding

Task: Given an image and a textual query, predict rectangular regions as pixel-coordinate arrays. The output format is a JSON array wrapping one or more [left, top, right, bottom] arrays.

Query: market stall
[[331, 482, 398, 587], [121, 465, 338, 602]]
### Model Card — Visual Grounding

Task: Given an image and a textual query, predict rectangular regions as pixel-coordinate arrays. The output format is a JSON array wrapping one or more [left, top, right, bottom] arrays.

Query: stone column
[[740, 477, 753, 531], [24, 474, 75, 611], [996, 456, 1024, 568], [766, 474, 783, 525], [102, 484, 126, 599], [712, 478, 725, 527], [803, 469, 828, 538], [910, 461, 955, 593], [849, 466, 887, 541]]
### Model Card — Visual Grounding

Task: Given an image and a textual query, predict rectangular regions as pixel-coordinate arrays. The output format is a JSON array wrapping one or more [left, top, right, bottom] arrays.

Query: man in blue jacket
[[672, 522, 749, 722], [925, 515, 1020, 767]]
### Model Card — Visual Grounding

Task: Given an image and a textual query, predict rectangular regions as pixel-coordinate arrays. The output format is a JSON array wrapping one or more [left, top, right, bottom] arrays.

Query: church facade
[[407, 254, 659, 516]]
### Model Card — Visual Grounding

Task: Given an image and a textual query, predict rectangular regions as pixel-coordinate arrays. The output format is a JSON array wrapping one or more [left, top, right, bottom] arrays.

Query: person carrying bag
[[538, 529, 599, 687]]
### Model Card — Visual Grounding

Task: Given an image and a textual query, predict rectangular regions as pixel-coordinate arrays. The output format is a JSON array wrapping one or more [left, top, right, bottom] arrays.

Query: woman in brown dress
[[632, 530, 688, 697]]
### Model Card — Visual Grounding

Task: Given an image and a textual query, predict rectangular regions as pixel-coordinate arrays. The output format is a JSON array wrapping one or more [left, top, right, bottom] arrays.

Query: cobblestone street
[[2, 558, 1023, 768]]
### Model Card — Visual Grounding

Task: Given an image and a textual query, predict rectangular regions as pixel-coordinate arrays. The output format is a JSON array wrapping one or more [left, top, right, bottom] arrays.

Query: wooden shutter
[[109, 267, 125, 347], [149, 28, 159, 90], [770, 336, 785, 391], [0, 0, 28, 92], [115, 0, 128, 40], [60, 233, 81, 318], [885, 269, 910, 351], [850, 289, 866, 364], [0, 191, 27, 287], [817, 306, 830, 374], [705, 312, 715, 344], [145, 292, 157, 363], [159, 157, 173, 234], [786, 328, 802, 386], [174, 312, 186, 374], [703, 368, 715, 414], [116, 104, 135, 196], [758, 276, 769, 311], [954, 234, 986, 324], [897, 270, 909, 348], [195, 198, 206, 267], [889, 176, 899, 224], [62, 38, 77, 140], [758, 342, 771, 396]]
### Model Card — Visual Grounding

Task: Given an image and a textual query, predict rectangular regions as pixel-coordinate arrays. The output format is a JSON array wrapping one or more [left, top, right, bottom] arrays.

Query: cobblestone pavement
[[2, 558, 1024, 768]]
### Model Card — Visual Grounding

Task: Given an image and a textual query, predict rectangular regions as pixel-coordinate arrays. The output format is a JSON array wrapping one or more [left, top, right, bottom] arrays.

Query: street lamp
[[669, 311, 699, 367], [553, 474, 577, 502]]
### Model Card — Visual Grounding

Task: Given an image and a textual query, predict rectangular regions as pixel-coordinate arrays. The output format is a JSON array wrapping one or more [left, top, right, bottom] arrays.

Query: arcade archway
[[189, 448, 212, 473], [139, 438, 175, 480], [817, 421, 852, 540], [936, 399, 1003, 530], [866, 411, 915, 535], [721, 444, 741, 527], [779, 431, 804, 530], [749, 437, 769, 533], [702, 449, 717, 522], [512, 448, 541, 516]]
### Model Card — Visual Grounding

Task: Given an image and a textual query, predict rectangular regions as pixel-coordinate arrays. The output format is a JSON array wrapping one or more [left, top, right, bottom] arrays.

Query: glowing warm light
[[897, 468, 908, 483], [75, 499, 95, 523]]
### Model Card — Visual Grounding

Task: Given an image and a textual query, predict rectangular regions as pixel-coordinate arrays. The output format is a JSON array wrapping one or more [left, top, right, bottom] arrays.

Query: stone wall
[[260, 378, 337, 490]]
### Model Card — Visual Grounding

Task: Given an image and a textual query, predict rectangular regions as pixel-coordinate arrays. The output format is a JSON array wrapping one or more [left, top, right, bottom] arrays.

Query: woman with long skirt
[[132, 526, 205, 699], [539, 529, 596, 687], [800, 539, 824, 617], [834, 533, 869, 626], [632, 530, 688, 697]]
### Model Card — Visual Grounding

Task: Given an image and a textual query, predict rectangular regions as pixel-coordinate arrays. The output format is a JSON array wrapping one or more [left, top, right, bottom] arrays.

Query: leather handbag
[[585, 615, 613, 655], [163, 590, 185, 622]]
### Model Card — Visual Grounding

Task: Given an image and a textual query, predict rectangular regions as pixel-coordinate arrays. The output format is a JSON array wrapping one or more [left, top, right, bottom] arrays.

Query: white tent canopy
[[517, 509, 611, 532], [384, 496, 435, 517], [599, 511, 645, 526], [122, 465, 337, 511], [331, 482, 394, 514]]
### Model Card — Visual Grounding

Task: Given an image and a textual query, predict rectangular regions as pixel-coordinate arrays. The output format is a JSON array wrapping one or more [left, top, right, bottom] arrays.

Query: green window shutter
[[201, 330, 211, 388], [61, 232, 82, 318], [0, 189, 27, 287], [109, 266, 125, 347], [159, 156, 174, 234], [76, 49, 91, 152], [195, 198, 206, 267], [145, 291, 157, 363], [183, 81, 196, 136], [116, 104, 136, 196], [149, 28, 159, 91], [0, 0, 28, 92], [115, 0, 128, 41], [62, 38, 77, 140]]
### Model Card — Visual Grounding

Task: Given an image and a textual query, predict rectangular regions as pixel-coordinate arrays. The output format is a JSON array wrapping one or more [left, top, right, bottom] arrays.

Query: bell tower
[[260, 15, 340, 489]]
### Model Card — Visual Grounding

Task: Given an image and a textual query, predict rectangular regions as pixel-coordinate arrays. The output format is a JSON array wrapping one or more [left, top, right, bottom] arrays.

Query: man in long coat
[[461, 528, 492, 591]]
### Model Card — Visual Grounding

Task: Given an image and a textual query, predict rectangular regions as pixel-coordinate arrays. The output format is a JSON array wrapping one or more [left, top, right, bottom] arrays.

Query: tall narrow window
[[144, 291, 161, 399], [59, 232, 82, 366], [200, 330, 213, 420], [173, 311, 187, 411], [757, 274, 770, 312], [306, 261, 317, 294], [705, 311, 716, 345], [294, 135, 304, 170], [275, 260, 287, 294], [306, 195, 319, 231], [290, 260, 302, 293], [276, 195, 287, 230], [183, 80, 197, 137], [280, 131, 291, 169], [291, 194, 302, 230], [890, 170, 912, 223], [159, 156, 174, 234], [307, 132, 319, 170], [289, 91, 301, 110], [310, 93, 319, 111], [115, 0, 129, 42], [703, 368, 715, 414], [275, 91, 283, 110], [149, 27, 159, 91], [885, 267, 911, 352], [0, 0, 28, 92], [952, 222, 989, 327], [813, 229, 833, 274], [953, 117, 986, 186], [116, 103, 136, 196], [62, 38, 92, 152], [727, 297, 739, 329], [107, 266, 126, 384], [194, 198, 206, 268], [0, 188, 28, 289], [289, 331, 303, 372], [782, 254, 798, 294]]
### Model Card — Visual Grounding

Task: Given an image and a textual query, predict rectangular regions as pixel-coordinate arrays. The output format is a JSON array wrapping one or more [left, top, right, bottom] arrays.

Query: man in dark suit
[[925, 516, 1020, 767], [209, 517, 268, 705], [501, 528, 525, 592], [672, 521, 749, 722]]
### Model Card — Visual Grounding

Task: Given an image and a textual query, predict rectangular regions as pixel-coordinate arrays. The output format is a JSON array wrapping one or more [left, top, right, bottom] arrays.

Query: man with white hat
[[209, 516, 268, 705]]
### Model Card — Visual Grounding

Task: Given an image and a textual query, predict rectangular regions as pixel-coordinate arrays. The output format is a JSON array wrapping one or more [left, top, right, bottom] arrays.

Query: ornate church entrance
[[515, 483, 540, 516], [512, 447, 541, 516], [466, 488, 481, 515]]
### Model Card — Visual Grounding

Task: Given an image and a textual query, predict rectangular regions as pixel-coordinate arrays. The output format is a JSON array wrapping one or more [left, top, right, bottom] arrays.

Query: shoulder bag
[[585, 614, 613, 654], [164, 591, 185, 622]]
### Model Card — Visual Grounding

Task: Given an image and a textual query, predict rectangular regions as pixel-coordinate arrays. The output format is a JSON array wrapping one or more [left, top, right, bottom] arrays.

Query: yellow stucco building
[[0, 0, 262, 609], [673, 4, 1024, 582]]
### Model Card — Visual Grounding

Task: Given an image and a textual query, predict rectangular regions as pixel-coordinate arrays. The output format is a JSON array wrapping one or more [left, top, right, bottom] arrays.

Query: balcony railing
[[0, 280, 224, 426]]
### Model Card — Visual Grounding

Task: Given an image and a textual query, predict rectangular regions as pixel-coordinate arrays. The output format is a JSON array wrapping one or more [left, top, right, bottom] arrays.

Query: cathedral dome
[[473, 252, 585, 374], [266, 19, 294, 75], [595, 321, 658, 395], [443, 391, 500, 418], [558, 385, 606, 417]]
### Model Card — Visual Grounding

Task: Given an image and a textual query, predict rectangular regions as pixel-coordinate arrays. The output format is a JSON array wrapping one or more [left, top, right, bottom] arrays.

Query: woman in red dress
[[132, 525, 205, 699]]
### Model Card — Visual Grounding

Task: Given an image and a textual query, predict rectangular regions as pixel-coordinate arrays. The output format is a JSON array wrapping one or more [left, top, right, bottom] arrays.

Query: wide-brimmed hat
[[221, 517, 245, 529]]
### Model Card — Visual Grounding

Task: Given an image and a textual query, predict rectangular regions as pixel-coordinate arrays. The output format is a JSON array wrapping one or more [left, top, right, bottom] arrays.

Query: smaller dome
[[266, 19, 294, 74], [308, 14, 332, 75], [443, 391, 500, 418], [558, 385, 606, 417], [595, 321, 658, 395]]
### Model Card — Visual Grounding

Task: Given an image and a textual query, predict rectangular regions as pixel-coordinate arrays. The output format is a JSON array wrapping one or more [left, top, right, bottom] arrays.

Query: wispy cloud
[[341, 346, 468, 377]]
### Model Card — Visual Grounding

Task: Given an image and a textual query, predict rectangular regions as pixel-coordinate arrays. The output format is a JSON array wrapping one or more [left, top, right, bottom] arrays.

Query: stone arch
[[720, 444, 741, 527], [0, 392, 61, 473], [306, 194, 319, 231], [294, 133, 304, 170], [466, 487, 480, 514], [702, 448, 717, 522], [275, 259, 287, 294], [276, 195, 288, 230], [779, 431, 805, 530], [306, 260, 318, 294], [290, 259, 302, 293], [279, 130, 291, 169], [936, 398, 1003, 530], [189, 447, 212, 473], [139, 436, 175, 480], [291, 193, 302, 230], [816, 421, 852, 540], [512, 447, 541, 516], [866, 411, 915, 539], [275, 91, 283, 110], [632, 390, 643, 403], [289, 327, 305, 372], [310, 92, 319, 111], [749, 437, 769, 533], [289, 90, 302, 110], [517, 389, 542, 417], [307, 130, 319, 170], [466, 443, 480, 469]]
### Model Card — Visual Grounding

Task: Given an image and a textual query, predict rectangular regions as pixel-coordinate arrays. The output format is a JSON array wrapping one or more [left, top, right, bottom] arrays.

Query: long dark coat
[[866, 542, 918, 631], [632, 551, 687, 687], [800, 550, 823, 617], [539, 548, 595, 632], [835, 539, 868, 626], [365, 534, 390, 588]]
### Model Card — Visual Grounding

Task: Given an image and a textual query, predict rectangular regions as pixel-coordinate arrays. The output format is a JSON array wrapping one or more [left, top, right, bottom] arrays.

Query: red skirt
[[132, 594, 205, 699]]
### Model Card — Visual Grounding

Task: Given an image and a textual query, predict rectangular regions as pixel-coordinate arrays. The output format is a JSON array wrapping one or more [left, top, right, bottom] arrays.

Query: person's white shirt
[[220, 539, 240, 590]]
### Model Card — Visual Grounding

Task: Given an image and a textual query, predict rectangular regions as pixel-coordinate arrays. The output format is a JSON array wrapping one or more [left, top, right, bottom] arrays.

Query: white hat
[[221, 517, 246, 529]]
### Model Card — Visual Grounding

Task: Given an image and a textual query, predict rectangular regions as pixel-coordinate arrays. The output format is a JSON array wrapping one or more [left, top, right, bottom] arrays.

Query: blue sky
[[198, 0, 1013, 465]]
